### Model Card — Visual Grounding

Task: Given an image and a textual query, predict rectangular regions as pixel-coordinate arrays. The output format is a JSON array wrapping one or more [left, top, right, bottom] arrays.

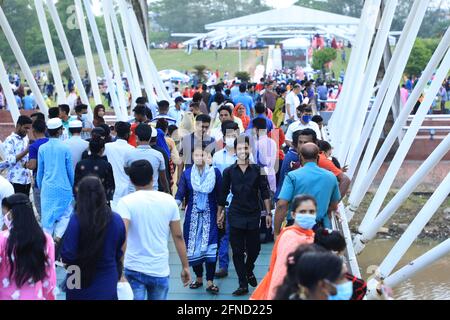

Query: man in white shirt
[[65, 120, 89, 169], [73, 104, 94, 140], [117, 160, 190, 300], [151, 100, 177, 126], [168, 97, 185, 127], [123, 124, 170, 193], [104, 121, 135, 211], [284, 84, 302, 125], [285, 104, 322, 148], [66, 87, 78, 111]]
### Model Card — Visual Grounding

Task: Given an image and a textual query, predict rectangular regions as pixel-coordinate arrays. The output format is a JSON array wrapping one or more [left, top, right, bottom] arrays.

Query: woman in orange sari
[[251, 195, 317, 300], [233, 103, 250, 130]]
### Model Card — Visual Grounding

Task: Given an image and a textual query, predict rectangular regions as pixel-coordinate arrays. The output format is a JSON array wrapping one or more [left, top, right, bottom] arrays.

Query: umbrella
[[158, 69, 191, 83]]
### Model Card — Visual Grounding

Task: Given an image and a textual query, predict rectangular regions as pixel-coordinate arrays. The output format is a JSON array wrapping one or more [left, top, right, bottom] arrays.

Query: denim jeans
[[124, 269, 169, 300]]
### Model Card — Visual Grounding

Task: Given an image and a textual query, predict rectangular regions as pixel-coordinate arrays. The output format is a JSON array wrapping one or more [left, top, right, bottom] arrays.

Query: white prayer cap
[[47, 118, 63, 130], [69, 120, 83, 129]]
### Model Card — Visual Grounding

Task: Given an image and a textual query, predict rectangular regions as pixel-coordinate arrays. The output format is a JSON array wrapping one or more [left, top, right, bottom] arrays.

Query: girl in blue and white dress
[[175, 147, 222, 295]]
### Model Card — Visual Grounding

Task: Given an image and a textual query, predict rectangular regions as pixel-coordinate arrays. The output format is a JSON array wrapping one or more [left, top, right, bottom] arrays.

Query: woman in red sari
[[233, 103, 250, 130]]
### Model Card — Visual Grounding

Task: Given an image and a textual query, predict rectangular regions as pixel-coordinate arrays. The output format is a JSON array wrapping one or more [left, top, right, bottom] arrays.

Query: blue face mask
[[302, 115, 312, 124], [327, 281, 353, 301], [294, 214, 316, 230], [80, 114, 88, 121]]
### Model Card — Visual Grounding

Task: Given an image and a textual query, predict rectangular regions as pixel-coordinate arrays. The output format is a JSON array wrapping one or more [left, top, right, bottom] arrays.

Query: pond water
[[358, 239, 450, 300]]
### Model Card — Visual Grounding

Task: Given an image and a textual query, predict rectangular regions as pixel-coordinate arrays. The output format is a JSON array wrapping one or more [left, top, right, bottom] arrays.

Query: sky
[[264, 0, 297, 8]]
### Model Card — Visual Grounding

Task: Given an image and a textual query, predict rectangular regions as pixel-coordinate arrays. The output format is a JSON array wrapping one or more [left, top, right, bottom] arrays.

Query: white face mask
[[225, 137, 235, 147]]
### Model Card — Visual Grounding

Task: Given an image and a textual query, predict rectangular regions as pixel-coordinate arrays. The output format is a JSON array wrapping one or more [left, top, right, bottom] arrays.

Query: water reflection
[[358, 239, 450, 300]]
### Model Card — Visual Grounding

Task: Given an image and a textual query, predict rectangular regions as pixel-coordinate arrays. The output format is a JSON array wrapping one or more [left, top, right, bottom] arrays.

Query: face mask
[[302, 115, 312, 124], [225, 137, 235, 147], [327, 281, 353, 301], [294, 214, 316, 230], [80, 114, 88, 121], [4, 211, 13, 230]]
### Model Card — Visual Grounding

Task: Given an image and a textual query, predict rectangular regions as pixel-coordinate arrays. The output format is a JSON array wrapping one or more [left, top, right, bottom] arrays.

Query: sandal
[[206, 284, 219, 295], [189, 281, 203, 289]]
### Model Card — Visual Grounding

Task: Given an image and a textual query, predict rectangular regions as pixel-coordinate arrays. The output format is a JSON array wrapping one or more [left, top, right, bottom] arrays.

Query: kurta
[[36, 138, 74, 231], [175, 167, 222, 266]]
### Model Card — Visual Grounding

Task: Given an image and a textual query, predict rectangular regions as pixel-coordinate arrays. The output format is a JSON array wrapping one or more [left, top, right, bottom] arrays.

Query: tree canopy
[[0, 0, 107, 69], [295, 0, 449, 38], [151, 0, 270, 34], [405, 38, 440, 77]]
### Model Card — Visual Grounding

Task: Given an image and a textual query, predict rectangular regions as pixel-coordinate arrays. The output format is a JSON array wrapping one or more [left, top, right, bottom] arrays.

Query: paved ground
[[56, 213, 274, 301]]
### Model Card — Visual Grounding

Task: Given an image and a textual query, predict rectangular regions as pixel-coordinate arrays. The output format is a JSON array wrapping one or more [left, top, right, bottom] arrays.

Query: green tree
[[235, 71, 250, 82], [295, 0, 364, 18], [312, 48, 337, 78], [193, 65, 208, 81], [405, 38, 439, 77], [295, 0, 449, 38], [152, 0, 270, 35]]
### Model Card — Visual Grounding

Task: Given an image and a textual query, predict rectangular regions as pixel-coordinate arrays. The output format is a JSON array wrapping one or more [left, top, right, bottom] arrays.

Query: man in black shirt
[[218, 135, 272, 296]]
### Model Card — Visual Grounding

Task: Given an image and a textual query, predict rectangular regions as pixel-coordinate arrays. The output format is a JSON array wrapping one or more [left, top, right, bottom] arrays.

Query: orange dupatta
[[233, 103, 250, 130], [250, 225, 314, 300]]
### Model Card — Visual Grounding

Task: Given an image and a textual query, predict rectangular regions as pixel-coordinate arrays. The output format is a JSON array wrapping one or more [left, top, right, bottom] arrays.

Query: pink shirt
[[400, 88, 409, 106], [0, 231, 56, 300], [267, 229, 314, 300]]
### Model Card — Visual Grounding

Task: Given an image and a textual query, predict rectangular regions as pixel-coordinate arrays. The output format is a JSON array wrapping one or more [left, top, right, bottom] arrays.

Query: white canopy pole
[[45, 0, 91, 119], [344, 0, 399, 170], [34, 0, 66, 105], [107, 0, 140, 111], [328, 0, 376, 143], [74, 0, 102, 106], [347, 26, 450, 214], [345, 0, 428, 182], [329, 0, 381, 151], [102, 0, 129, 119], [82, 0, 125, 121], [122, 0, 172, 102], [328, 3, 369, 141], [357, 45, 450, 233], [383, 239, 450, 289], [0, 5, 48, 117], [118, 0, 158, 106], [117, 0, 141, 114], [376, 171, 450, 280], [0, 56, 20, 124], [353, 133, 450, 254]]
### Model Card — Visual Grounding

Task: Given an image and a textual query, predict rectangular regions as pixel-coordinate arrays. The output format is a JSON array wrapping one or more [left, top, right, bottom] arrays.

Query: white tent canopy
[[174, 6, 361, 45], [205, 6, 360, 29]]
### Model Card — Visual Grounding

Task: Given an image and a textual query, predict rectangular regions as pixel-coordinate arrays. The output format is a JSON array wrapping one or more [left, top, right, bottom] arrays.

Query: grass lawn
[[30, 49, 265, 82], [330, 48, 351, 78]]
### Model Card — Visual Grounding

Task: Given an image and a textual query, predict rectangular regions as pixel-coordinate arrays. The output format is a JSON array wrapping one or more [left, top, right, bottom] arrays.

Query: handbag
[[117, 281, 134, 300]]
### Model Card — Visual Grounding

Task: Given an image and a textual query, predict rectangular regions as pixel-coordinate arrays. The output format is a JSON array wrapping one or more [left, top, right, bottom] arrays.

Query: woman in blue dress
[[176, 146, 222, 295], [61, 176, 126, 300]]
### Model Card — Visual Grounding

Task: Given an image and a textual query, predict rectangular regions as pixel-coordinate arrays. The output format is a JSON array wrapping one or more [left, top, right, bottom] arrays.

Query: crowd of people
[[401, 75, 450, 114], [0, 74, 366, 301]]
